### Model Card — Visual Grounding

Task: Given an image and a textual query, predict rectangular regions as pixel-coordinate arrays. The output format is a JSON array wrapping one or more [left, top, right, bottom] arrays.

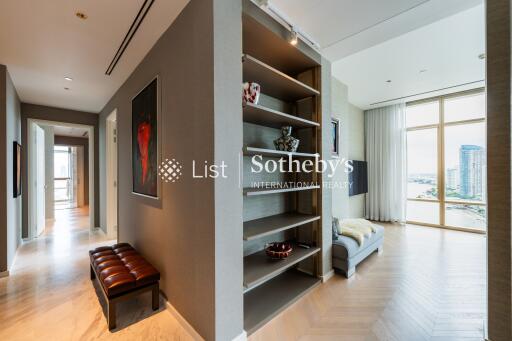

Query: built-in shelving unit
[[244, 242, 321, 291], [243, 102, 319, 129], [243, 54, 320, 101], [241, 0, 323, 334], [243, 213, 320, 241], [243, 146, 319, 158]]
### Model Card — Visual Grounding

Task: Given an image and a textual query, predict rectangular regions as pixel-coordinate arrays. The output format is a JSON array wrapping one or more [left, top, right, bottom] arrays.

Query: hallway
[[0, 207, 195, 340]]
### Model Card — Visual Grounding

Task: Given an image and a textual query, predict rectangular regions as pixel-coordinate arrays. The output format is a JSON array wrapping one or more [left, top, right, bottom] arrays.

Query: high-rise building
[[446, 167, 458, 190], [459, 145, 485, 198]]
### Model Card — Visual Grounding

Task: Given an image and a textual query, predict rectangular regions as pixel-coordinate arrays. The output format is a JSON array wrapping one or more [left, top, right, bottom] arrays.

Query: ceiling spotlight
[[64, 87, 70, 90], [386, 80, 392, 83], [75, 12, 88, 20], [289, 28, 298, 46], [64, 77, 73, 81], [478, 53, 486, 60]]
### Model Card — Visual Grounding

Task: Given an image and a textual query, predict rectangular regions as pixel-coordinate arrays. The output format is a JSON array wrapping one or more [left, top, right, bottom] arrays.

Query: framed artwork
[[331, 118, 340, 158], [13, 141, 21, 198], [132, 77, 159, 198]]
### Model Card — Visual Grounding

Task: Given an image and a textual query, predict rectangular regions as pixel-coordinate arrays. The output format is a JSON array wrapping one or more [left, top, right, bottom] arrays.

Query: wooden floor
[[0, 207, 197, 341], [250, 223, 486, 341], [0, 213, 485, 341]]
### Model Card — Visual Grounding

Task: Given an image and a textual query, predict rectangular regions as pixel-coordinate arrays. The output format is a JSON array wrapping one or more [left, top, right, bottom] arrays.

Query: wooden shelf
[[243, 146, 319, 158], [243, 102, 319, 129], [244, 242, 320, 291], [244, 185, 320, 196], [244, 269, 320, 334], [243, 54, 320, 101], [244, 213, 320, 241]]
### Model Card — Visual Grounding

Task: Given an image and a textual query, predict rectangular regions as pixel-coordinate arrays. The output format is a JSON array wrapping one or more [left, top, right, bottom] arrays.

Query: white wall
[[43, 126, 54, 219], [331, 77, 366, 219]]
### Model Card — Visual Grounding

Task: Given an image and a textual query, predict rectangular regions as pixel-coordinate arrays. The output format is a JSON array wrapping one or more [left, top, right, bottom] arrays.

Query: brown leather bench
[[89, 243, 160, 330]]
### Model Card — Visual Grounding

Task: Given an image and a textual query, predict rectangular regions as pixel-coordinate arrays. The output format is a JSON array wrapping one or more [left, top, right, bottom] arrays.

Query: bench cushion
[[90, 243, 160, 297], [333, 224, 384, 259]]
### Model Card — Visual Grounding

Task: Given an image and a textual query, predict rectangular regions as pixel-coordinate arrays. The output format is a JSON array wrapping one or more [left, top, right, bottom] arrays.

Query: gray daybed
[[332, 221, 384, 278]]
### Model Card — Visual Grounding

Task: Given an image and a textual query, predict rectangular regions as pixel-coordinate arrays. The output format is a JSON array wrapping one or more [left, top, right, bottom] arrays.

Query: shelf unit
[[241, 1, 323, 335], [243, 102, 319, 129], [243, 146, 319, 158], [244, 213, 320, 241]]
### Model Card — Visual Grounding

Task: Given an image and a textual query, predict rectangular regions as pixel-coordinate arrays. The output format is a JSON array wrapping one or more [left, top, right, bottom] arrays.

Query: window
[[406, 90, 486, 232]]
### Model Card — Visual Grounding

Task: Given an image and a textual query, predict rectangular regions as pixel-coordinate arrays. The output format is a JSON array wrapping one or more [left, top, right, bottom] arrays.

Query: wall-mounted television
[[349, 160, 367, 196]]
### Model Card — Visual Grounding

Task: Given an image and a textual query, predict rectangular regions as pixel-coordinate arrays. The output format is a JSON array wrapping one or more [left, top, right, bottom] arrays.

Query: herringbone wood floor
[[250, 223, 486, 341]]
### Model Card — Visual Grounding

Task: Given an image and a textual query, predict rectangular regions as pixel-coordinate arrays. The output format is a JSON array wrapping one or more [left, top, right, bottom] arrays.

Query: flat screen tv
[[349, 160, 367, 196]]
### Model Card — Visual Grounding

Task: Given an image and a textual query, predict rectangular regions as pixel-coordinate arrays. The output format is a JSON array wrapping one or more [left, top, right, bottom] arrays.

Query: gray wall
[[347, 103, 365, 218], [98, 1, 243, 339], [331, 78, 365, 220], [20, 103, 99, 237], [0, 65, 22, 273]]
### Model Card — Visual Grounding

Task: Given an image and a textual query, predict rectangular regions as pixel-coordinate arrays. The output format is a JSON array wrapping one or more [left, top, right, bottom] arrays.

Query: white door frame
[[27, 119, 95, 239], [28, 122, 46, 237], [106, 109, 118, 240]]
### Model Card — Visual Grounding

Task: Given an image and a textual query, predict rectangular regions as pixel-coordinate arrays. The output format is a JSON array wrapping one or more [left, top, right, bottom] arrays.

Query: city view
[[408, 144, 486, 229]]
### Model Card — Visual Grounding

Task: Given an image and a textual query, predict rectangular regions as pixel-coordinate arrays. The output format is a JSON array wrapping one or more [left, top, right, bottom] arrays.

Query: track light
[[289, 28, 298, 46]]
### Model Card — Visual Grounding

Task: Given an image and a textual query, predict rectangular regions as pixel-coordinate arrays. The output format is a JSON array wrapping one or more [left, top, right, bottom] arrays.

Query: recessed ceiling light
[[64, 77, 73, 81], [420, 69, 428, 73], [64, 87, 70, 90], [75, 12, 88, 20], [478, 53, 486, 60], [289, 28, 298, 46], [386, 80, 392, 83]]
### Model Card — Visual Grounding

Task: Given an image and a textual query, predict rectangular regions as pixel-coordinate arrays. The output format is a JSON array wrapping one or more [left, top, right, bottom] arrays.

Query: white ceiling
[[271, 0, 482, 61], [332, 4, 485, 109], [52, 125, 89, 138], [0, 0, 189, 113]]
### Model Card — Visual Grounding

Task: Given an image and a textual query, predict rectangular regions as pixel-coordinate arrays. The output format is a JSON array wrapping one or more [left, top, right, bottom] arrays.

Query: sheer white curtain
[[365, 104, 407, 222]]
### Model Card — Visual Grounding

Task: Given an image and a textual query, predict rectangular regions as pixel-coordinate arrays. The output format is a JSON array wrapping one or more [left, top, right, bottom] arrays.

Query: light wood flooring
[[0, 211, 485, 340]]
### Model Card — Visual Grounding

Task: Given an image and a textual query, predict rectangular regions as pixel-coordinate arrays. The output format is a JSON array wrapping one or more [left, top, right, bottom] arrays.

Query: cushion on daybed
[[333, 224, 384, 259]]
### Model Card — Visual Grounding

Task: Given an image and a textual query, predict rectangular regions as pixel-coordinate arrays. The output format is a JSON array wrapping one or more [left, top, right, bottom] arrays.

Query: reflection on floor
[[250, 224, 486, 341], [1, 214, 486, 340], [0, 207, 195, 340]]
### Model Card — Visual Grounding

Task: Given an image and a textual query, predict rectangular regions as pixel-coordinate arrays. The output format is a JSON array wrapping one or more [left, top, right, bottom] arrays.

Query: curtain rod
[[369, 80, 485, 106]]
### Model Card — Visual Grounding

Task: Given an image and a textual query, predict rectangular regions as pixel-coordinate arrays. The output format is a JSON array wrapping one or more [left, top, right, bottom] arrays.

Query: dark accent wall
[[0, 64, 22, 273], [486, 0, 512, 340], [98, 0, 243, 339], [21, 103, 99, 237], [54, 135, 89, 206]]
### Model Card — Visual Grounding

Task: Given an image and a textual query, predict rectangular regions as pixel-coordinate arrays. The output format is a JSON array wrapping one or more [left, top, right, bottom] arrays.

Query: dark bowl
[[265, 242, 293, 259]]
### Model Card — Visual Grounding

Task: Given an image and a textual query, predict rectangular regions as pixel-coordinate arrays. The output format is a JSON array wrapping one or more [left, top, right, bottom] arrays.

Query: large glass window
[[406, 90, 486, 232]]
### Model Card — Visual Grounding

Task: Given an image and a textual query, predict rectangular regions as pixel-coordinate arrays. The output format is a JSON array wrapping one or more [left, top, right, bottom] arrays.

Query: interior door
[[35, 125, 46, 236]]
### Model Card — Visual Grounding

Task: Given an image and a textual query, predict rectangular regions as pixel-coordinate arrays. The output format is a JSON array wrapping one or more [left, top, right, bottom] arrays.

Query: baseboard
[[232, 330, 247, 341], [0, 270, 9, 278], [165, 301, 204, 340], [320, 269, 335, 283]]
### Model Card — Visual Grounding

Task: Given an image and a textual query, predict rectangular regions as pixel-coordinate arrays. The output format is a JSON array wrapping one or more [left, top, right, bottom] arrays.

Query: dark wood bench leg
[[152, 283, 159, 311], [90, 265, 95, 280], [108, 300, 116, 330]]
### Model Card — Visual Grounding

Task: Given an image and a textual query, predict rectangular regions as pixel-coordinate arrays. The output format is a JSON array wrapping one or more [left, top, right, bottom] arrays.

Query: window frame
[[406, 88, 486, 234]]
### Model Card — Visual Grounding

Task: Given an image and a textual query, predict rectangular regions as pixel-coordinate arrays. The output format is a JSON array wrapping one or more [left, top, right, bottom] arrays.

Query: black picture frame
[[132, 77, 159, 199], [13, 141, 22, 198], [331, 118, 340, 158]]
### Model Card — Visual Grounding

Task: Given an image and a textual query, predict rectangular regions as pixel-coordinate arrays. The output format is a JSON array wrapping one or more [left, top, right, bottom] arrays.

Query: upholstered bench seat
[[332, 224, 384, 278], [89, 243, 160, 329]]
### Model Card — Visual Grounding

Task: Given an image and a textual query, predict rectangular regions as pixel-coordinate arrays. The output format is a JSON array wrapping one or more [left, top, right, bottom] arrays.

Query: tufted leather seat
[[89, 243, 160, 297]]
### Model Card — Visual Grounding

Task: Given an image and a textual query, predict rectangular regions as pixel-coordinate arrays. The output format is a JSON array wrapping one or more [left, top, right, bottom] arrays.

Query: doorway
[[27, 120, 95, 238], [106, 110, 118, 239]]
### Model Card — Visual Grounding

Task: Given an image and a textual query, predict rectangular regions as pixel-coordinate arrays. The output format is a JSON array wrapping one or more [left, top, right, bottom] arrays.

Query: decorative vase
[[242, 82, 260, 105], [274, 126, 299, 152]]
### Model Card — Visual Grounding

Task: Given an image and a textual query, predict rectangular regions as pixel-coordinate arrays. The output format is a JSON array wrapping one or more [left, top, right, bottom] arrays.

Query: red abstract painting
[[132, 78, 158, 197]]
